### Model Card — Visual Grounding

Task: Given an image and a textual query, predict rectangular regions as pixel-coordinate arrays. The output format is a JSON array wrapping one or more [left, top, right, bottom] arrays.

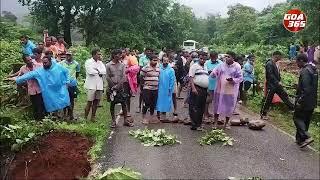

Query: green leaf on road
[[129, 128, 180, 146], [98, 167, 142, 180], [199, 129, 234, 146]]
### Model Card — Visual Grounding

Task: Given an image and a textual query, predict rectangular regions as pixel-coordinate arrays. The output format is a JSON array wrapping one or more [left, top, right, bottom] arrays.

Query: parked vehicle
[[183, 40, 198, 52]]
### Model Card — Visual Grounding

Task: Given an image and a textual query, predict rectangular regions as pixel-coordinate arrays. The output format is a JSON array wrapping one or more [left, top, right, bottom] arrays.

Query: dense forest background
[[11, 0, 319, 50]]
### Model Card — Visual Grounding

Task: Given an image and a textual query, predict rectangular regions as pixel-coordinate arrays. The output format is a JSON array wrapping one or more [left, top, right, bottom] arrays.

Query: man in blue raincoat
[[156, 54, 176, 122], [20, 35, 36, 56], [14, 55, 70, 113]]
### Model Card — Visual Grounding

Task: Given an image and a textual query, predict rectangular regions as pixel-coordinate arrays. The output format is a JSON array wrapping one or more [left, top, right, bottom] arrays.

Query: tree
[[18, 0, 84, 45], [77, 0, 110, 46], [291, 0, 320, 44], [224, 4, 259, 45], [161, 3, 194, 49], [206, 14, 218, 40], [1, 11, 18, 23], [255, 3, 295, 45], [77, 0, 194, 50]]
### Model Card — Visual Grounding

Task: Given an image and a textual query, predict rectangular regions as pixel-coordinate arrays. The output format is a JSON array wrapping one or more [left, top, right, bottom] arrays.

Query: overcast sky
[[1, 0, 286, 17], [177, 0, 286, 17]]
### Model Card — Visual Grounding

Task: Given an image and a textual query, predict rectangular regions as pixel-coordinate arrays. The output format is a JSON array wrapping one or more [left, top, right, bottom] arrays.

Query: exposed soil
[[7, 131, 92, 180], [277, 60, 300, 75]]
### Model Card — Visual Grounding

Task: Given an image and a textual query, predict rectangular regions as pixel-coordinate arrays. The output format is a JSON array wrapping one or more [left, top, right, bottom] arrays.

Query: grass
[[246, 94, 320, 152], [0, 89, 111, 161]]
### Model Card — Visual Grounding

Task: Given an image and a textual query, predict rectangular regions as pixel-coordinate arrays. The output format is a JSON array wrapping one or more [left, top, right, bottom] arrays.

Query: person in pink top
[[44, 36, 58, 57], [121, 48, 140, 117], [126, 50, 140, 94], [56, 35, 68, 57], [7, 54, 45, 120], [32, 48, 44, 65]]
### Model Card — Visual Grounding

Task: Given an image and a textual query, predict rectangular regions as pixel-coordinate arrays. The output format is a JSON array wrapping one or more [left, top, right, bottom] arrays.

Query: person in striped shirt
[[140, 54, 160, 124]]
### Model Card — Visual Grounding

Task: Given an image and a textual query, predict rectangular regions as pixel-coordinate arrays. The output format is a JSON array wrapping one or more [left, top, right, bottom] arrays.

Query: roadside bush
[[0, 40, 22, 80], [0, 21, 39, 42], [69, 45, 91, 77]]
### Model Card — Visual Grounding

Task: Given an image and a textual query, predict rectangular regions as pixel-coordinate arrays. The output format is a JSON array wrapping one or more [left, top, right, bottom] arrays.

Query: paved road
[[98, 93, 319, 179]]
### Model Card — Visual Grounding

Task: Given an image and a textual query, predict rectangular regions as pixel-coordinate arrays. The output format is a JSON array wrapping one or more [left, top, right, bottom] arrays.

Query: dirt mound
[[7, 132, 92, 180], [277, 60, 299, 75]]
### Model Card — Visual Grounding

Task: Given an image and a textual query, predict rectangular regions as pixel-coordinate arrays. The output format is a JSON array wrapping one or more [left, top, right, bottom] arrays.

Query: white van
[[183, 40, 198, 52]]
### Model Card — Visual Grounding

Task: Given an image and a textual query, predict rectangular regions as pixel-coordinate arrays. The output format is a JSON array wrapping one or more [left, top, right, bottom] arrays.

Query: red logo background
[[283, 9, 307, 33]]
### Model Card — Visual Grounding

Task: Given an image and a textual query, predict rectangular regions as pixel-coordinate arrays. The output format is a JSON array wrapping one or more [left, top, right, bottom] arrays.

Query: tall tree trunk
[[47, 0, 59, 36], [85, 7, 97, 46], [50, 16, 60, 36], [63, 5, 72, 46]]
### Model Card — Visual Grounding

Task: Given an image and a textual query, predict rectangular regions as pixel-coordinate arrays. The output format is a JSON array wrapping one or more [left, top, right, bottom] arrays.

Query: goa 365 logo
[[283, 9, 307, 33]]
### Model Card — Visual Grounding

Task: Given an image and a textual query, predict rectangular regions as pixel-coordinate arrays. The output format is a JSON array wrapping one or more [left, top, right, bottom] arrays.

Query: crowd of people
[[289, 43, 320, 65], [6, 33, 318, 148]]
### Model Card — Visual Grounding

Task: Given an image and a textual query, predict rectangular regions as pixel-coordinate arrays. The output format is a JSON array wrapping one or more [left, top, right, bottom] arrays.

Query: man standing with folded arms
[[84, 48, 106, 121]]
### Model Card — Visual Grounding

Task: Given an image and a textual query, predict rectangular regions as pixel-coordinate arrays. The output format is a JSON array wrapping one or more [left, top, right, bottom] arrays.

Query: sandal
[[233, 111, 240, 115], [172, 113, 179, 123], [224, 125, 231, 130], [203, 117, 211, 124], [123, 122, 134, 127], [183, 118, 192, 125], [160, 119, 171, 123], [110, 122, 116, 128], [217, 119, 224, 125]]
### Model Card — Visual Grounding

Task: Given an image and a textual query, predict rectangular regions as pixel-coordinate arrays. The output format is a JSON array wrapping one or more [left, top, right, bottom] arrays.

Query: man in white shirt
[[189, 51, 209, 131], [84, 48, 106, 121]]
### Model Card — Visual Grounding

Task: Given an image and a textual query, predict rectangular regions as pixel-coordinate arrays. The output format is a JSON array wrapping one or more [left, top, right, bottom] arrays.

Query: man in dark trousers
[[294, 54, 318, 148], [106, 49, 133, 128], [260, 51, 294, 120], [189, 52, 209, 131]]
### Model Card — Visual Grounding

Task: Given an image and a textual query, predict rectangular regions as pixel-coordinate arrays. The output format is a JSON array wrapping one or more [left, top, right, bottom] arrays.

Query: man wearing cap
[[60, 51, 80, 120]]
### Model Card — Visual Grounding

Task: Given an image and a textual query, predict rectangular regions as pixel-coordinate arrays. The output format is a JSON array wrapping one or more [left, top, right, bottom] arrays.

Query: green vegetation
[[18, 0, 319, 50], [0, 21, 40, 80], [0, 21, 42, 107], [0, 116, 55, 151], [0, 21, 111, 159], [129, 128, 181, 146], [199, 129, 234, 146], [68, 45, 91, 77], [228, 176, 263, 180], [98, 167, 142, 180]]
